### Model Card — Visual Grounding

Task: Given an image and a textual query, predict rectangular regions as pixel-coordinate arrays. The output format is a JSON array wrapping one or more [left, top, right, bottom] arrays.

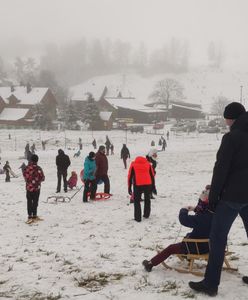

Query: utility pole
[[240, 85, 243, 104]]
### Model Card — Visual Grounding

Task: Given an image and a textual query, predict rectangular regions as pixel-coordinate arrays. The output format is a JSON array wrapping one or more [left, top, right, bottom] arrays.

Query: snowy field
[[0, 128, 248, 300]]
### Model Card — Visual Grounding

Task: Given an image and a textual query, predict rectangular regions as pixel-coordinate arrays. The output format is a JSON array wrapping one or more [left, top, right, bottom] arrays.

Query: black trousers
[[96, 174, 110, 194], [83, 179, 97, 202], [134, 185, 151, 222], [123, 157, 127, 169], [57, 170, 68, 192], [26, 190, 40, 217]]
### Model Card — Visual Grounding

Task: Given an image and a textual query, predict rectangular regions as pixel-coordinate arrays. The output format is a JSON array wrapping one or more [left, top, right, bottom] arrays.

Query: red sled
[[87, 192, 112, 201]]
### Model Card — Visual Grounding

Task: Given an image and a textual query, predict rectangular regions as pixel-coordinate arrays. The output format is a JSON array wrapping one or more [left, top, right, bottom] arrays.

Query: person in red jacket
[[128, 156, 155, 222], [95, 145, 110, 194], [67, 171, 78, 189], [23, 154, 45, 224]]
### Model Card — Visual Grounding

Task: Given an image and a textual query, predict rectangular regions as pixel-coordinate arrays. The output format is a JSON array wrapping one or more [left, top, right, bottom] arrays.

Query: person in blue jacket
[[83, 152, 97, 202], [142, 185, 213, 272]]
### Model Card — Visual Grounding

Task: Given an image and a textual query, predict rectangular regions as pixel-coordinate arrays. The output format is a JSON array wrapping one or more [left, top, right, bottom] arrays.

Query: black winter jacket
[[179, 208, 213, 254], [121, 146, 130, 159], [208, 112, 248, 208], [56, 150, 71, 172]]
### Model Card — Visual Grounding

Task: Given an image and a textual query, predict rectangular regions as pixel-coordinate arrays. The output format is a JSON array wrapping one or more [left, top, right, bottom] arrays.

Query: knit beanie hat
[[98, 145, 105, 152], [31, 154, 39, 163], [88, 151, 95, 159], [223, 102, 246, 119]]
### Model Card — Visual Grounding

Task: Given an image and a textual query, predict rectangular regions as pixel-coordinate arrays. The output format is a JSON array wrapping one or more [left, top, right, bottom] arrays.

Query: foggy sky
[[0, 0, 248, 66]]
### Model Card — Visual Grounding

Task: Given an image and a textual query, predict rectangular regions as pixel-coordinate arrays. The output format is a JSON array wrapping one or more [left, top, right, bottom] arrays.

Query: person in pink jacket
[[67, 171, 78, 189]]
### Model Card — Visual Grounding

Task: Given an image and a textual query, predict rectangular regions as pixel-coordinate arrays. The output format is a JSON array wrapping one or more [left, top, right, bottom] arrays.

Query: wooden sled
[[45, 195, 71, 203], [157, 238, 238, 277], [45, 186, 83, 204], [87, 192, 112, 201]]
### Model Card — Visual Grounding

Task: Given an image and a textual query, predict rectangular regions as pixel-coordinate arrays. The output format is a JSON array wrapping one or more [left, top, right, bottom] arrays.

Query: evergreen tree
[[33, 103, 52, 130], [64, 101, 79, 129], [83, 93, 100, 129]]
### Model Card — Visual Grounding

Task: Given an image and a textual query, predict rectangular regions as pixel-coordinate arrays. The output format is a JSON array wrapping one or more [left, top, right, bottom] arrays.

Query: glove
[[128, 187, 132, 195]]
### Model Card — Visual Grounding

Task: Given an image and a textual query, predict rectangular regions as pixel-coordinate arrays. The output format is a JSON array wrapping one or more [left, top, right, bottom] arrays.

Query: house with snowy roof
[[0, 85, 57, 127], [70, 76, 165, 124], [146, 100, 203, 119]]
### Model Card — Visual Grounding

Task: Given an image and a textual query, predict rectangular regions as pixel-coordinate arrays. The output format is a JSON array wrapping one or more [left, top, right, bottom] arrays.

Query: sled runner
[[45, 186, 83, 204], [157, 238, 238, 277]]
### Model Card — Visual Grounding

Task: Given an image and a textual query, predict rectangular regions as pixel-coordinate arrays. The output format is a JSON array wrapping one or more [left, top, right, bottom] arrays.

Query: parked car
[[205, 126, 220, 133], [129, 125, 144, 133], [153, 123, 164, 130]]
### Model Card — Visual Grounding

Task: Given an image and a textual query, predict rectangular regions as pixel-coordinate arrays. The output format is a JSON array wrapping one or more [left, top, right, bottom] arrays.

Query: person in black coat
[[143, 186, 213, 272], [189, 102, 248, 296], [120, 144, 130, 169], [56, 149, 71, 193]]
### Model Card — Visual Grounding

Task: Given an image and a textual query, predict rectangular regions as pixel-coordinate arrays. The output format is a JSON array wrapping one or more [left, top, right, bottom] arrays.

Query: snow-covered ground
[[0, 128, 248, 300]]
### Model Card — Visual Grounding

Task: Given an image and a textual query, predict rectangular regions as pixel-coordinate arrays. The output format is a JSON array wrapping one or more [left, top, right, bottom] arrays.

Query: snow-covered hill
[[0, 128, 248, 299], [70, 69, 248, 113]]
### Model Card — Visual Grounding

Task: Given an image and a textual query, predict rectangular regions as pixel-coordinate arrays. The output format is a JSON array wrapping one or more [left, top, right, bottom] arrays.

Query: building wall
[[170, 105, 203, 119], [0, 88, 57, 127]]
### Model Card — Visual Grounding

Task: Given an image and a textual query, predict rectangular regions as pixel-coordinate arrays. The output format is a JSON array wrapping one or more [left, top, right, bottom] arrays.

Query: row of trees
[[0, 38, 225, 90]]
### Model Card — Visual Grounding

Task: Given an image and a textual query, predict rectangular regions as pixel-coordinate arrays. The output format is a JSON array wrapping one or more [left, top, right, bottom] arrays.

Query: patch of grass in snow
[[157, 280, 179, 294], [63, 258, 73, 265], [99, 253, 113, 260], [19, 291, 62, 300], [7, 265, 13, 271], [75, 272, 125, 292], [181, 290, 196, 298], [229, 255, 239, 261], [80, 220, 92, 225], [239, 242, 248, 246], [135, 275, 151, 290]]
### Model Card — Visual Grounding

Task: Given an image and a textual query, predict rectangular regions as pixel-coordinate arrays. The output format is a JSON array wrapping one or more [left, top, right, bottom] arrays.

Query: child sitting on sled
[[142, 185, 213, 272], [67, 171, 78, 189]]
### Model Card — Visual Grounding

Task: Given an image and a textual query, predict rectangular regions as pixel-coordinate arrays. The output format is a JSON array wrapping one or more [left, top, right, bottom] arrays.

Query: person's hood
[[147, 148, 158, 158], [58, 149, 64, 155], [231, 111, 248, 132], [134, 156, 148, 164]]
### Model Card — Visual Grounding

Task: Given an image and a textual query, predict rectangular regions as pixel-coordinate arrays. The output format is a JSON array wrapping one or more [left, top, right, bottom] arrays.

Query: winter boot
[[142, 260, 153, 272], [189, 280, 218, 296]]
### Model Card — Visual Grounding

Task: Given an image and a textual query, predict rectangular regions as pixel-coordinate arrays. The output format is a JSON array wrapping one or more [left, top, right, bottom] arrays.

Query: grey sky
[[0, 0, 248, 64]]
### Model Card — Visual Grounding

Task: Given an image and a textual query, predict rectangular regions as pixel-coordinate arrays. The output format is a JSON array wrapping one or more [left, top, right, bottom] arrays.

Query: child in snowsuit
[[142, 185, 213, 272], [128, 156, 155, 222], [23, 154, 45, 224], [83, 152, 97, 202], [67, 171, 78, 189]]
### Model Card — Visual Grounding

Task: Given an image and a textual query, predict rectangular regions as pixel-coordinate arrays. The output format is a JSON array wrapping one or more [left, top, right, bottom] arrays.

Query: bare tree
[[149, 78, 184, 111], [211, 96, 230, 116]]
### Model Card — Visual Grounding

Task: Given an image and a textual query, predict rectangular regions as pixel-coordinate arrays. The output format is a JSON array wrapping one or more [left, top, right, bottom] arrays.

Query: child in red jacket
[[67, 171, 78, 189]]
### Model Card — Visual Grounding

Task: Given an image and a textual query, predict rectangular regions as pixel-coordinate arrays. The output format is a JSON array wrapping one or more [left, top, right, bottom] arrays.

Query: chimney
[[10, 85, 15, 93], [26, 83, 32, 93]]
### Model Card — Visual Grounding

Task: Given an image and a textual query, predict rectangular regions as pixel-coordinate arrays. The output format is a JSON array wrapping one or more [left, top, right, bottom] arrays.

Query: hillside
[[70, 69, 248, 113]]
